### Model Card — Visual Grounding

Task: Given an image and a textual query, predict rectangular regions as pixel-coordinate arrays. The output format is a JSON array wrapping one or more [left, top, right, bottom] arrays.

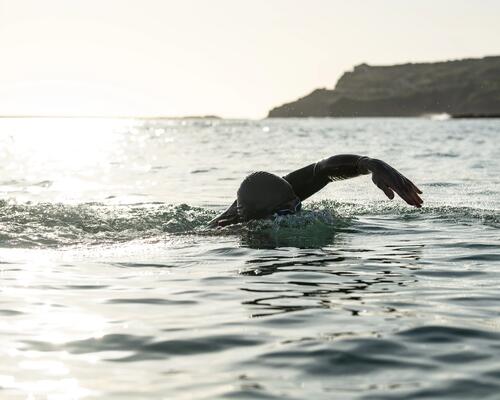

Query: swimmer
[[208, 154, 423, 227]]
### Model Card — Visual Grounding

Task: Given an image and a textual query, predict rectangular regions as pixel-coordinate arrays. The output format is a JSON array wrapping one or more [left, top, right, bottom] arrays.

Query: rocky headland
[[268, 56, 500, 118]]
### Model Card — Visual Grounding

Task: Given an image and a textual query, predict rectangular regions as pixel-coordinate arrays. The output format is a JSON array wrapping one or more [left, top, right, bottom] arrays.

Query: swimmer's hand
[[359, 158, 423, 208]]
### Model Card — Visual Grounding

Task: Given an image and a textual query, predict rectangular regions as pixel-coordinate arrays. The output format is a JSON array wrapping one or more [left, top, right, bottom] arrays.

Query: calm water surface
[[0, 117, 499, 399]]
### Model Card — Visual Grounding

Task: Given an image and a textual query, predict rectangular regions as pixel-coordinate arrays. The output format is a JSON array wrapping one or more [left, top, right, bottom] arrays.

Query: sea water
[[0, 117, 499, 399]]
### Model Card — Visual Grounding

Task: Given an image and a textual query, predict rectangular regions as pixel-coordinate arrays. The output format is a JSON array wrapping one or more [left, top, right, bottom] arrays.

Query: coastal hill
[[268, 56, 500, 118]]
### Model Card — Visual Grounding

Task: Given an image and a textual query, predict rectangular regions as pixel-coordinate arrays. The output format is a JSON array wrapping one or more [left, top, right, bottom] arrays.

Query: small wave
[[0, 199, 497, 249], [320, 200, 500, 227], [209, 200, 499, 248], [229, 203, 351, 249], [0, 200, 216, 248], [0, 200, 353, 249], [23, 333, 264, 362]]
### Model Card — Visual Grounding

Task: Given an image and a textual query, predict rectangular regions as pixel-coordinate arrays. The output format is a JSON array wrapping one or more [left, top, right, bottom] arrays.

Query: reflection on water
[[239, 223, 338, 249], [240, 244, 423, 318]]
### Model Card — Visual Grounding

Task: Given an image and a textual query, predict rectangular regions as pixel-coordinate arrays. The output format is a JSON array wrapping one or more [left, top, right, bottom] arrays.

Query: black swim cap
[[237, 171, 298, 220]]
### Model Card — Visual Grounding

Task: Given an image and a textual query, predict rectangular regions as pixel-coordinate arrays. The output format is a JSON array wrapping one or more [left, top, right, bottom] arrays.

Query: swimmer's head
[[237, 171, 301, 220]]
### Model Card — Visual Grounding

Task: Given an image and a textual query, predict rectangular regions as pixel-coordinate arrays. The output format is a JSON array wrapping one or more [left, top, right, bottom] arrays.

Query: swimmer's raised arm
[[300, 154, 423, 207], [209, 154, 423, 228]]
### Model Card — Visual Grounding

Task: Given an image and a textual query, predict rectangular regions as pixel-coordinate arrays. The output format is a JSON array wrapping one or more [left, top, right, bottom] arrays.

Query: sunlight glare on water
[[0, 118, 138, 203]]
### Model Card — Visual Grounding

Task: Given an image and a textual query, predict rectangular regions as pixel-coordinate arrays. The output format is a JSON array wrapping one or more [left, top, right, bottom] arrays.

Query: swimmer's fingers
[[408, 187, 423, 207], [401, 177, 423, 207], [404, 176, 423, 195], [412, 182, 423, 194], [403, 189, 423, 208], [387, 170, 423, 207], [392, 185, 417, 207], [392, 179, 423, 208], [376, 174, 422, 207]]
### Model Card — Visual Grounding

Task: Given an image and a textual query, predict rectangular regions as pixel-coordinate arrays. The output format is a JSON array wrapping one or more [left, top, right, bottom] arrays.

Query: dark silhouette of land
[[268, 56, 500, 118]]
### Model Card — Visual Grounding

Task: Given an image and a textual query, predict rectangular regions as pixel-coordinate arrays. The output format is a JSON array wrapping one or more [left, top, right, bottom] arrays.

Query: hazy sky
[[1, 0, 499, 118]]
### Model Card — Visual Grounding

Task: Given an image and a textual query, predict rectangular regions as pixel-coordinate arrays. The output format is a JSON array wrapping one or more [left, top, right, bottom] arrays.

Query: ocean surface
[[0, 117, 499, 399]]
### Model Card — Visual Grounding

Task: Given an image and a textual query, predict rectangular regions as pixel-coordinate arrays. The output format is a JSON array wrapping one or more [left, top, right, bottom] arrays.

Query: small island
[[268, 56, 500, 118]]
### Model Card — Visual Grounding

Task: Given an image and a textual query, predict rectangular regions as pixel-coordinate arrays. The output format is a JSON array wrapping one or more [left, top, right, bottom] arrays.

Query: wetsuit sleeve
[[282, 163, 331, 201], [207, 200, 239, 227], [283, 154, 370, 201]]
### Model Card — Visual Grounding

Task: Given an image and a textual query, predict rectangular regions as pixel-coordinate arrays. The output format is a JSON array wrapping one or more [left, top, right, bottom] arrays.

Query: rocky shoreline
[[268, 56, 500, 118]]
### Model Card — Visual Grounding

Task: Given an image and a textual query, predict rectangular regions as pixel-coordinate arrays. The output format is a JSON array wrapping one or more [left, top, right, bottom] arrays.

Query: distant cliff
[[268, 56, 500, 117]]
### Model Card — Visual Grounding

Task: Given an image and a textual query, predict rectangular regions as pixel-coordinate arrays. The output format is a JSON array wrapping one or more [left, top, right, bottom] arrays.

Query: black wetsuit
[[211, 155, 368, 227]]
